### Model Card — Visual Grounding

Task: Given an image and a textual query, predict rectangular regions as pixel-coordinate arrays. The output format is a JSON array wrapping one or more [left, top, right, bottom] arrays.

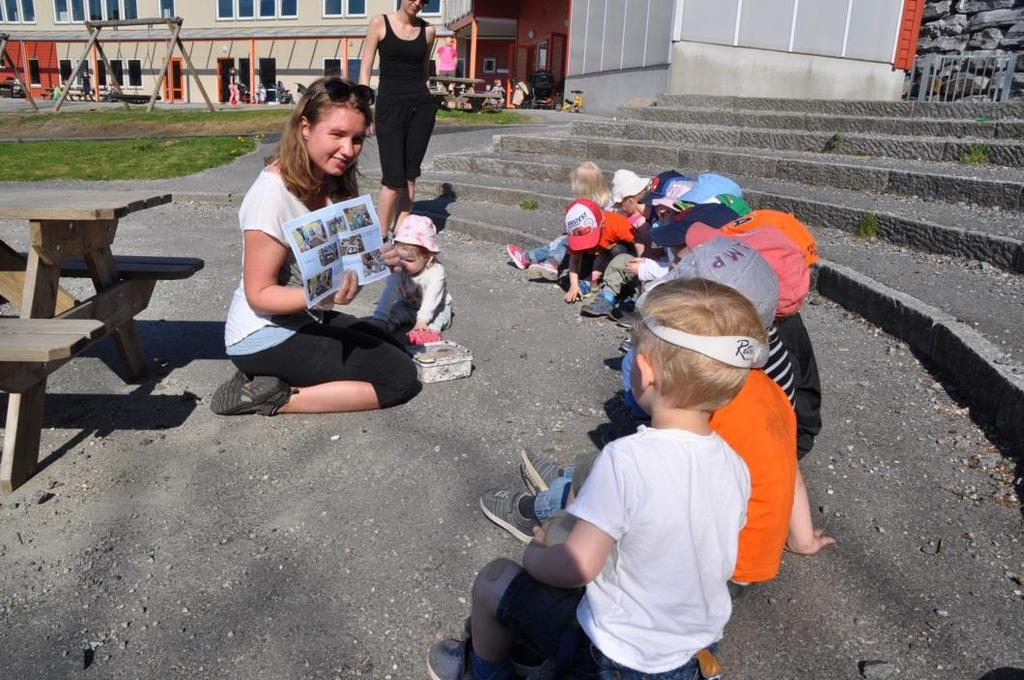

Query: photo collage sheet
[[282, 195, 391, 307]]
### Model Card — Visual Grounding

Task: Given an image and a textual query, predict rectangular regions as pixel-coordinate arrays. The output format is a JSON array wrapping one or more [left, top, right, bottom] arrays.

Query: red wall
[[471, 37, 513, 90], [472, 0, 519, 20], [516, 0, 571, 47], [1, 41, 60, 92]]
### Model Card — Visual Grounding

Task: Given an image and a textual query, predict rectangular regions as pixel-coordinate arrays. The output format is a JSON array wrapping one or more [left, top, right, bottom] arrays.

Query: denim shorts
[[497, 571, 706, 680]]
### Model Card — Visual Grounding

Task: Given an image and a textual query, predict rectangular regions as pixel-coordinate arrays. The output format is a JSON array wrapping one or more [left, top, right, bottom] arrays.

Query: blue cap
[[649, 203, 741, 247], [680, 173, 743, 204], [641, 170, 695, 205]]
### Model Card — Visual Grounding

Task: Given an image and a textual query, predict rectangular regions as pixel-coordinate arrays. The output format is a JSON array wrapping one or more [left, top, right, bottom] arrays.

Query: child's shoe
[[479, 489, 538, 543], [426, 638, 473, 680], [610, 298, 637, 327], [580, 291, 615, 317], [407, 328, 443, 345], [506, 244, 529, 269], [520, 450, 573, 493], [526, 259, 559, 281]]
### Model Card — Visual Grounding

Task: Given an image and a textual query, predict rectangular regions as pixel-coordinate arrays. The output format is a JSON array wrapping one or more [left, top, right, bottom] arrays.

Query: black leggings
[[776, 312, 822, 458], [375, 100, 437, 189], [230, 312, 421, 409]]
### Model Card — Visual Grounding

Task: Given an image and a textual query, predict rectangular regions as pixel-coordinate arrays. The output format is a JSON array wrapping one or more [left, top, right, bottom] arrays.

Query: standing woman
[[212, 77, 421, 416], [228, 67, 240, 106], [360, 0, 437, 237]]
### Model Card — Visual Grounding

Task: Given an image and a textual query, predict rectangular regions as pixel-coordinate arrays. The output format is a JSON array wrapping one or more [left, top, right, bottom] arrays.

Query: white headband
[[641, 316, 768, 368]]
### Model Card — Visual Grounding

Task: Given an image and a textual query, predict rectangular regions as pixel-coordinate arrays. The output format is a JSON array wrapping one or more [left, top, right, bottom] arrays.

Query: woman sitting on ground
[[212, 77, 421, 416]]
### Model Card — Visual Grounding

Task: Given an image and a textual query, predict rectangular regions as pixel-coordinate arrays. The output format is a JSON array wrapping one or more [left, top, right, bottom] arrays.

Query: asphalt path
[[0, 123, 1021, 680]]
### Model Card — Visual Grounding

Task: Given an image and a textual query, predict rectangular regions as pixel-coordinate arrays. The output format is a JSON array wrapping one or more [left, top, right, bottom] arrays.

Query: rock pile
[[918, 0, 1024, 97]]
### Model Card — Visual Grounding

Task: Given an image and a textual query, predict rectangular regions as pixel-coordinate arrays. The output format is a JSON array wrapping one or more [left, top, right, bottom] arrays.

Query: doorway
[[217, 58, 235, 103], [162, 56, 184, 102]]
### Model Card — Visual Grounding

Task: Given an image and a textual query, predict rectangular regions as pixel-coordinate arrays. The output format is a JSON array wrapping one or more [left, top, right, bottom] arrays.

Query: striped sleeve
[[765, 326, 796, 407]]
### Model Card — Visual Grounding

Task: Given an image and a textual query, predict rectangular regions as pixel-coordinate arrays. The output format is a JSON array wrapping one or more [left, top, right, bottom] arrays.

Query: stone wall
[[918, 0, 1024, 98]]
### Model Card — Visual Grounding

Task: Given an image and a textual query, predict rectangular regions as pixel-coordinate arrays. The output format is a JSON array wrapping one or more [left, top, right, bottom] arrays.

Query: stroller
[[526, 70, 555, 109], [275, 80, 294, 105]]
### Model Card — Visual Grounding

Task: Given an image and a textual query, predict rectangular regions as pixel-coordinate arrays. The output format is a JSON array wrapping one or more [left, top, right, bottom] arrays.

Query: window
[[238, 0, 252, 17], [325, 0, 363, 16], [347, 0, 363, 14], [217, 0, 231, 18], [22, 0, 33, 21], [97, 59, 106, 86], [54, 0, 68, 21], [257, 0, 273, 18], [87, 0, 100, 20], [28, 58, 40, 85], [126, 58, 141, 87], [4, 0, 19, 22], [71, 0, 84, 21], [347, 58, 360, 78], [58, 0, 131, 21], [482, 57, 495, 74], [110, 59, 124, 86], [280, 0, 295, 17], [396, 0, 437, 15], [159, 0, 173, 18], [58, 58, 73, 83], [323, 58, 341, 76], [323, 0, 340, 15], [258, 57, 275, 88], [123, 0, 134, 18]]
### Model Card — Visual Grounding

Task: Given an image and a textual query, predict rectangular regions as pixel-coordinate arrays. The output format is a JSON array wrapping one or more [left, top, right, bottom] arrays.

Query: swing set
[[52, 16, 213, 113], [0, 32, 38, 111]]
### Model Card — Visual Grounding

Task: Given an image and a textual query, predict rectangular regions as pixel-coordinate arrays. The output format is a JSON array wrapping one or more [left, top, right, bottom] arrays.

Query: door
[[217, 58, 235, 103], [162, 57, 184, 102], [258, 57, 276, 100]]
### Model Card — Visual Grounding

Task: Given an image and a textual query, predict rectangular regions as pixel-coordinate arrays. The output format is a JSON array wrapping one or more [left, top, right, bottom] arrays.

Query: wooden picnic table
[[0, 190, 203, 492], [428, 76, 503, 111]]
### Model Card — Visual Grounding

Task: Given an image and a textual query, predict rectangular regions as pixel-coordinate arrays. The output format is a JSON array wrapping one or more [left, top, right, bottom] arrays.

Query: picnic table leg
[[83, 244, 148, 380], [0, 241, 77, 315], [1, 251, 60, 492]]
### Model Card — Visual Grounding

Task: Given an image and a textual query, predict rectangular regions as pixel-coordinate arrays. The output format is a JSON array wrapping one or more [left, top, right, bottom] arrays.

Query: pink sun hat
[[395, 214, 440, 253]]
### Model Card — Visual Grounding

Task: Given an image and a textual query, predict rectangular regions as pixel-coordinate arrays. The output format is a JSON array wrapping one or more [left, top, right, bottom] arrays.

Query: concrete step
[[421, 156, 1024, 272], [484, 134, 1024, 210], [569, 119, 1024, 167], [654, 94, 1024, 120], [617, 104, 1024, 139]]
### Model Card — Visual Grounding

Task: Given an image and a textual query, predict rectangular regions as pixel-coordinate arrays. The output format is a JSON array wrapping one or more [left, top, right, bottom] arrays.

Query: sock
[[533, 478, 572, 521], [470, 651, 515, 680], [517, 494, 538, 521]]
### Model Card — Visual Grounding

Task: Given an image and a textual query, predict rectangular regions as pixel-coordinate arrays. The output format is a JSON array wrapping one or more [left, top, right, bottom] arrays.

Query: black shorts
[[230, 312, 421, 409], [375, 99, 437, 189]]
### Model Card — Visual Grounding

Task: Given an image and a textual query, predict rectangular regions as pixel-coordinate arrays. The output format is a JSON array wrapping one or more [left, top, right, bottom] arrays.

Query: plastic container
[[409, 341, 473, 383]]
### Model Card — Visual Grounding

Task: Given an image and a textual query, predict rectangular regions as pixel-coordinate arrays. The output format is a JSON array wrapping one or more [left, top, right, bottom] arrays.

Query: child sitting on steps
[[371, 215, 453, 345], [505, 161, 612, 281]]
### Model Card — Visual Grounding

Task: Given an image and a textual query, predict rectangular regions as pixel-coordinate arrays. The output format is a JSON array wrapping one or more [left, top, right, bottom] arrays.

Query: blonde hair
[[570, 161, 611, 208], [267, 77, 373, 203], [633, 278, 767, 411]]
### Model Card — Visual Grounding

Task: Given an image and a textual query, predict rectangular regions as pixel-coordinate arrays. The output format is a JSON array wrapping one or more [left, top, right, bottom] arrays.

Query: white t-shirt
[[224, 170, 314, 347], [372, 260, 452, 323], [569, 426, 751, 674]]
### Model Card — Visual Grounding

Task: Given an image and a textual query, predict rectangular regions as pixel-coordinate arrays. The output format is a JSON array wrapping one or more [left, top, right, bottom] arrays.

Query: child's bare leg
[[470, 558, 522, 662], [786, 468, 836, 555]]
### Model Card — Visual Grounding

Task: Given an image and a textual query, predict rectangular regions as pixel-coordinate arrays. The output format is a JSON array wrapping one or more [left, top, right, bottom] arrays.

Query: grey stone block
[[1000, 20, 1024, 46], [887, 169, 1024, 211], [957, 0, 1017, 12], [775, 161, 890, 193], [969, 26, 1005, 49], [925, 1, 952, 20], [967, 7, 1024, 31], [843, 136, 947, 161]]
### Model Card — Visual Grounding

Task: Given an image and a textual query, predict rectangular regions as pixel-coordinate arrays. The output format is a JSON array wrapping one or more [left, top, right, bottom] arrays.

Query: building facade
[[0, 0, 449, 103]]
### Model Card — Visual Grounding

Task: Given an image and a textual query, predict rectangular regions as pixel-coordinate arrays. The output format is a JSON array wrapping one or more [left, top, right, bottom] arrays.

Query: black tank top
[[376, 14, 431, 106]]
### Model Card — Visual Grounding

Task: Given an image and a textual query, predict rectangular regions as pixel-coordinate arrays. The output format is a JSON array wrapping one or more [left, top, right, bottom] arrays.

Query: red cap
[[564, 198, 602, 252]]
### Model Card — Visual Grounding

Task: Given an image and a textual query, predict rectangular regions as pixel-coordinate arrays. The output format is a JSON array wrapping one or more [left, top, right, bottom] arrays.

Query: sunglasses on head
[[319, 79, 375, 105]]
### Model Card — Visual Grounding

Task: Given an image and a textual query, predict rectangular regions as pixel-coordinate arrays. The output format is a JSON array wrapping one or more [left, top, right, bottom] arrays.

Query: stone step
[[654, 94, 1024, 119], [419, 157, 1024, 272], [407, 193, 1024, 452], [569, 119, 1024, 167], [482, 134, 1024, 210], [617, 104, 1024, 139]]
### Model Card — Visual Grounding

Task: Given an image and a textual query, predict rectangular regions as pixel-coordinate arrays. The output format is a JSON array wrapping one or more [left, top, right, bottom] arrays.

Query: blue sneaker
[[581, 292, 615, 317]]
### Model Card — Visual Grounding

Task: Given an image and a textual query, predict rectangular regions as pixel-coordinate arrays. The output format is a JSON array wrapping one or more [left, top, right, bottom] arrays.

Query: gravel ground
[[0, 198, 1021, 679]]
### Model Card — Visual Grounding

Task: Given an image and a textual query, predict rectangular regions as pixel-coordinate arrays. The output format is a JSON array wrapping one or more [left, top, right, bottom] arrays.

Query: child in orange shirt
[[563, 198, 636, 307]]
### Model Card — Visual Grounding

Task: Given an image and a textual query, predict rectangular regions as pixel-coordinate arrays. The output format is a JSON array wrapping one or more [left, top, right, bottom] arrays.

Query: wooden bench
[[0, 318, 107, 365], [57, 255, 204, 281], [462, 91, 504, 112]]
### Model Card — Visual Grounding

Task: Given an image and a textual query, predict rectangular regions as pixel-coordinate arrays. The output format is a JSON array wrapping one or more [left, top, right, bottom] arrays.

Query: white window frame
[[279, 0, 296, 18], [158, 0, 174, 18], [216, 0, 233, 20], [482, 57, 495, 74], [345, 0, 365, 17], [54, 0, 133, 23], [323, 0, 365, 18], [2, 0, 38, 23]]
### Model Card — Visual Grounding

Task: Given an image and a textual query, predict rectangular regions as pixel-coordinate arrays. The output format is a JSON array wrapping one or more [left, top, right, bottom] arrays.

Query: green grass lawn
[[0, 107, 531, 140], [0, 136, 258, 181]]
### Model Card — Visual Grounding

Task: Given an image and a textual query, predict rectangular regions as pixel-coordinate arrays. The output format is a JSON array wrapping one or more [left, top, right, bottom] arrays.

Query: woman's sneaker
[[210, 371, 292, 416], [506, 244, 529, 269], [479, 489, 537, 543], [526, 260, 559, 281]]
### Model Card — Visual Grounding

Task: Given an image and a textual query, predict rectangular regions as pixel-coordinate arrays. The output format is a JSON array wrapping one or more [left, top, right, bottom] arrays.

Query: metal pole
[[1002, 53, 1017, 103]]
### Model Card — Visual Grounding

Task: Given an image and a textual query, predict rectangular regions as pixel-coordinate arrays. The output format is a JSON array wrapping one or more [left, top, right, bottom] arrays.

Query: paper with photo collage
[[282, 195, 390, 308]]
